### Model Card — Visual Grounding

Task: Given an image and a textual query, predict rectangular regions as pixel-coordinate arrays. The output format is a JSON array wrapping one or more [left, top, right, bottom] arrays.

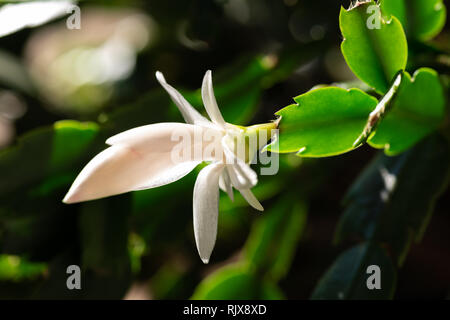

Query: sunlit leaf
[[381, 0, 447, 41], [368, 68, 445, 155], [269, 87, 377, 157], [340, 0, 408, 93]]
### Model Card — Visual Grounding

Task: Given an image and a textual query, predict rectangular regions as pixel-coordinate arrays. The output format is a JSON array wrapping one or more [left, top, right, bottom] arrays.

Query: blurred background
[[0, 0, 449, 299]]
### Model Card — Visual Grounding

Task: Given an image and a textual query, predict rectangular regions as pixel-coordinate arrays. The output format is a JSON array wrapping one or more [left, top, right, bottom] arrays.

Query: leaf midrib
[[280, 114, 368, 132]]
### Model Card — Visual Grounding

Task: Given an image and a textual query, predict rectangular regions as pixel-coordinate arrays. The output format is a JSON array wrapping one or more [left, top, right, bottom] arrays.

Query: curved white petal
[[193, 163, 225, 264], [63, 145, 200, 203], [107, 122, 222, 148], [107, 122, 223, 163], [64, 123, 223, 203], [218, 169, 234, 201], [239, 189, 264, 211], [201, 70, 226, 127], [156, 71, 213, 127]]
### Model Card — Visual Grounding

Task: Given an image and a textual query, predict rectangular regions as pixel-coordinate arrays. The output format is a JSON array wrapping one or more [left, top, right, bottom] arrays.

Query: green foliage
[[79, 196, 131, 276], [273, 0, 447, 160], [191, 264, 284, 300], [368, 68, 446, 155], [335, 135, 450, 265], [78, 195, 132, 298], [353, 71, 403, 147], [340, 0, 408, 94], [381, 0, 447, 41], [244, 199, 307, 281], [150, 263, 196, 300], [0, 120, 99, 196], [182, 46, 322, 125], [0, 121, 100, 262], [270, 87, 377, 157], [191, 198, 306, 299], [181, 56, 269, 125], [0, 255, 46, 281], [311, 242, 396, 300]]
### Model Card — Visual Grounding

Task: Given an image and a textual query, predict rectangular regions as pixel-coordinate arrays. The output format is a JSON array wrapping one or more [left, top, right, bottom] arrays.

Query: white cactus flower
[[63, 70, 277, 263]]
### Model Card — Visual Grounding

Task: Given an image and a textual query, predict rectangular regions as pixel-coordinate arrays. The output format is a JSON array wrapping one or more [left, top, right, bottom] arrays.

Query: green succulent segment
[[269, 87, 377, 157], [274, 1, 446, 158], [354, 71, 403, 148], [381, 0, 447, 41], [368, 68, 445, 155], [340, 0, 408, 94]]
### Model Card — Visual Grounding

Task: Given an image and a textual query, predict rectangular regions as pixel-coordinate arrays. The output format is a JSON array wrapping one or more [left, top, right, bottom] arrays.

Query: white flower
[[63, 70, 277, 263], [0, 1, 75, 38]]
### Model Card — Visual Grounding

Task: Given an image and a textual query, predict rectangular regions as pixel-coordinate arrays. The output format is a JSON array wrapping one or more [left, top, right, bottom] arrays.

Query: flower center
[[223, 122, 278, 163]]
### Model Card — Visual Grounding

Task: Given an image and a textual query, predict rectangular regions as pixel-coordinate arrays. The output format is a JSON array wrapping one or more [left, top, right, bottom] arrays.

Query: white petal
[[218, 169, 234, 201], [63, 145, 200, 203], [156, 71, 213, 127], [64, 123, 222, 203], [226, 165, 257, 190], [239, 189, 264, 211], [193, 163, 225, 264], [201, 70, 226, 127], [0, 1, 74, 38], [222, 136, 257, 190], [107, 122, 223, 163]]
